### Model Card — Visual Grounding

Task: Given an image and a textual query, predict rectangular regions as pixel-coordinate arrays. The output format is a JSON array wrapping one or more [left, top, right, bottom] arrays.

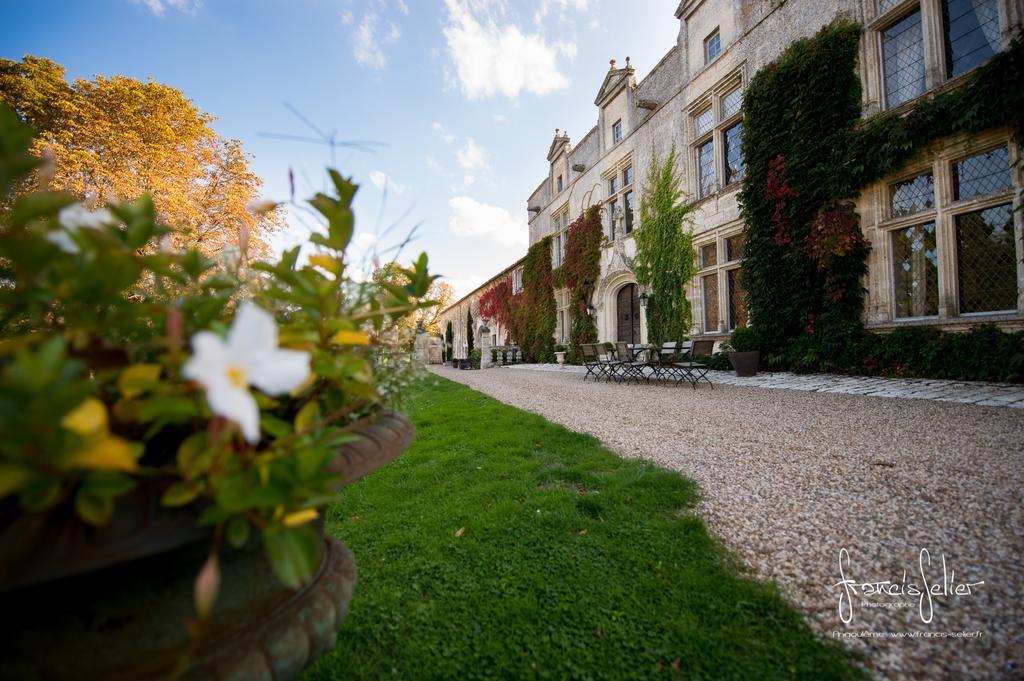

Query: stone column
[[479, 321, 492, 368], [413, 325, 429, 364]]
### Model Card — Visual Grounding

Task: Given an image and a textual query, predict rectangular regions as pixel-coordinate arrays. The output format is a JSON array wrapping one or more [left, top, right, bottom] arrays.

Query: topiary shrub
[[728, 327, 761, 353]]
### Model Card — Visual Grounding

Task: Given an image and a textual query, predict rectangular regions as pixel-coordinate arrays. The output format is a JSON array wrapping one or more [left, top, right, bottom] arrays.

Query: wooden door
[[616, 284, 640, 344]]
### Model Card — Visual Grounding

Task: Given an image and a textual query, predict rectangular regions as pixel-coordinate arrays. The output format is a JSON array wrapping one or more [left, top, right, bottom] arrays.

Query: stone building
[[437, 257, 524, 361], [444, 0, 1023, 349]]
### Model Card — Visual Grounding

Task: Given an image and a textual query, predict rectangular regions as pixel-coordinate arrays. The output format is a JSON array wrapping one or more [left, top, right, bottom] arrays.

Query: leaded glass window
[[695, 108, 713, 137], [954, 146, 1011, 200], [698, 140, 715, 198], [705, 29, 721, 63], [700, 243, 717, 269], [726, 235, 745, 262], [944, 0, 1000, 78], [728, 269, 748, 329], [624, 191, 634, 234], [892, 223, 939, 318], [702, 273, 719, 330], [956, 204, 1017, 313], [724, 122, 745, 185], [890, 173, 935, 216], [722, 86, 742, 118], [883, 9, 926, 108]]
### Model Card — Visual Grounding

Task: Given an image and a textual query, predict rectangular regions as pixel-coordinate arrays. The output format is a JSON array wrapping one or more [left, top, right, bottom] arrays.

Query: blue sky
[[1, 0, 680, 297]]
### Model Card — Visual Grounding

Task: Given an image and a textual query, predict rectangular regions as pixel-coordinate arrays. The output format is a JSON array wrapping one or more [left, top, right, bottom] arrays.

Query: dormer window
[[557, 175, 563, 192], [612, 119, 623, 144], [705, 28, 721, 63]]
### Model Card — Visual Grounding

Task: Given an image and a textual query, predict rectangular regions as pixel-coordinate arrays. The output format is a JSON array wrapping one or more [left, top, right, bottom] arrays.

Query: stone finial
[[625, 56, 631, 67], [555, 128, 560, 136], [609, 58, 616, 70]]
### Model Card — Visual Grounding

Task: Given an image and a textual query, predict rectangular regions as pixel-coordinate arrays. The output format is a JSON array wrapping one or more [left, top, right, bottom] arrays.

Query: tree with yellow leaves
[[0, 55, 282, 259]]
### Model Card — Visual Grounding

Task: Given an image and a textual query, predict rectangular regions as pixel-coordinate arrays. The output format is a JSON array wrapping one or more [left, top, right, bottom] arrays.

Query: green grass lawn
[[303, 375, 865, 680]]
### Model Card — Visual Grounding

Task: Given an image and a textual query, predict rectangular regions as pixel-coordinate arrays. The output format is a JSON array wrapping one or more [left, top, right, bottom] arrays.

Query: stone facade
[[437, 257, 525, 361], [447, 0, 1024, 348]]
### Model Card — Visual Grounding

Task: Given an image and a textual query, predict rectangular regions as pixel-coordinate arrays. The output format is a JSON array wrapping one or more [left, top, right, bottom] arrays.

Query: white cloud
[[368, 170, 406, 196], [455, 138, 489, 187], [352, 12, 403, 69], [395, 0, 409, 15], [132, 0, 201, 17], [443, 0, 574, 100], [448, 196, 527, 247], [340, 9, 354, 25], [455, 138, 488, 172], [493, 113, 509, 123], [432, 121, 456, 144], [534, 0, 589, 23]]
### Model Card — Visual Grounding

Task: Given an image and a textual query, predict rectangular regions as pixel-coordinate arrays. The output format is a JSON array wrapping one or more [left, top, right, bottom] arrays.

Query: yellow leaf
[[294, 401, 321, 433], [67, 436, 139, 472], [118, 364, 161, 399], [454, 527, 466, 538], [288, 372, 317, 398], [330, 330, 370, 345], [0, 465, 32, 501], [61, 397, 108, 437], [282, 509, 319, 527], [308, 254, 340, 275]]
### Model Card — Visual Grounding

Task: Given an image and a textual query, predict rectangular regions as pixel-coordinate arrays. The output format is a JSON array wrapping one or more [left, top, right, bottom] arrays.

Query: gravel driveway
[[429, 365, 1024, 680]]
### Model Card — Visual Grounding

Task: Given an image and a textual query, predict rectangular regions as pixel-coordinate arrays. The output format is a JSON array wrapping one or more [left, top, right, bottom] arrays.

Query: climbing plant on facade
[[741, 18, 1023, 373], [633, 146, 697, 344], [561, 206, 603, 355], [510, 236, 556, 362]]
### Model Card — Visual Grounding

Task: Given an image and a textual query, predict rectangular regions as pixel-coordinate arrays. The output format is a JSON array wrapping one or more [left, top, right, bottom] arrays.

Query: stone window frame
[[552, 204, 569, 269], [511, 266, 524, 295], [602, 155, 635, 241], [685, 69, 745, 201], [704, 27, 721, 64], [873, 132, 1022, 323], [865, 0, 1012, 113], [612, 119, 623, 145], [693, 223, 746, 335], [555, 289, 570, 344]]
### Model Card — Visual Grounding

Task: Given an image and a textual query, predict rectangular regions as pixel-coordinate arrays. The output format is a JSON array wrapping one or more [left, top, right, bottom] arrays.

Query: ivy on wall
[[739, 18, 1023, 373], [561, 206, 603, 356], [510, 236, 556, 362], [479, 276, 512, 334], [633, 146, 697, 344]]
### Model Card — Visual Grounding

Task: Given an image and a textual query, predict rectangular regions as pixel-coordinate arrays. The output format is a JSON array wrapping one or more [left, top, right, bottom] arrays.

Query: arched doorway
[[616, 283, 641, 344]]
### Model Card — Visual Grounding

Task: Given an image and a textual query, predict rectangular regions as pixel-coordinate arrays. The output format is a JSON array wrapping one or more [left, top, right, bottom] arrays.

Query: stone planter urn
[[729, 351, 760, 377], [554, 351, 566, 365], [0, 412, 415, 681]]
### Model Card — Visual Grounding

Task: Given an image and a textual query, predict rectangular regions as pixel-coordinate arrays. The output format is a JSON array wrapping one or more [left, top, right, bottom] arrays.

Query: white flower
[[183, 302, 311, 443], [59, 203, 113, 230], [48, 203, 114, 253]]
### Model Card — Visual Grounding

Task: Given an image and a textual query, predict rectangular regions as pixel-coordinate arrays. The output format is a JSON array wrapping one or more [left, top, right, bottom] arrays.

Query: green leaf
[[139, 395, 200, 423], [177, 431, 213, 477], [19, 475, 62, 511], [226, 515, 251, 548], [81, 471, 136, 498], [161, 480, 202, 507], [75, 489, 115, 526], [10, 192, 76, 227], [263, 525, 321, 588], [261, 415, 293, 438], [0, 464, 32, 501]]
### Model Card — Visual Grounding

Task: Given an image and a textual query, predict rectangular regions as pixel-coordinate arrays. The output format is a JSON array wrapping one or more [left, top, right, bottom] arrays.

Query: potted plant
[[468, 348, 482, 369], [553, 344, 567, 365], [726, 327, 761, 377], [0, 108, 437, 681]]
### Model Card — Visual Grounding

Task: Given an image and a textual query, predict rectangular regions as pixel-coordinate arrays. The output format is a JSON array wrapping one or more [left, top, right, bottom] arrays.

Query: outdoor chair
[[615, 341, 650, 384], [653, 342, 686, 382], [596, 343, 627, 383], [674, 339, 715, 389], [579, 343, 604, 382]]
